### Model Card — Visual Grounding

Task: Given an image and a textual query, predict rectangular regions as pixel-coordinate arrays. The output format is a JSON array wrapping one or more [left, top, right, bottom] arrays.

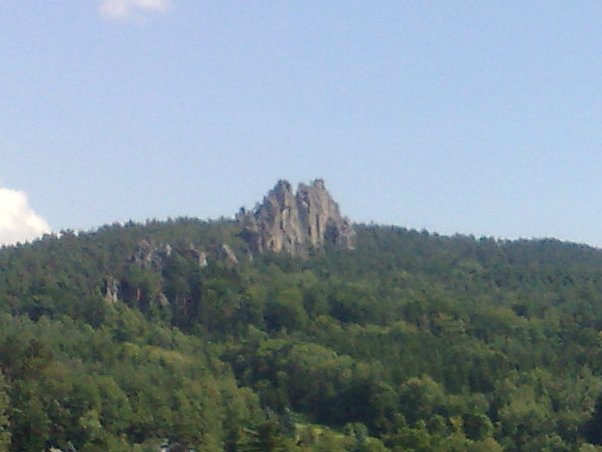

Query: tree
[[0, 372, 10, 450]]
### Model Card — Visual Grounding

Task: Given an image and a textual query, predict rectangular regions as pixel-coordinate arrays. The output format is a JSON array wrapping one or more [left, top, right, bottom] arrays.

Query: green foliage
[[0, 372, 10, 450], [3, 219, 602, 448]]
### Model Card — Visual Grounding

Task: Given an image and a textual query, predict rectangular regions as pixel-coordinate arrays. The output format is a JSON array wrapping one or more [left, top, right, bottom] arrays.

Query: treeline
[[2, 220, 602, 450]]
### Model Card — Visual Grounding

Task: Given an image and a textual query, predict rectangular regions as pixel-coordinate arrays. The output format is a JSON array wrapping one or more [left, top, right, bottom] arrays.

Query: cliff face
[[238, 179, 354, 255]]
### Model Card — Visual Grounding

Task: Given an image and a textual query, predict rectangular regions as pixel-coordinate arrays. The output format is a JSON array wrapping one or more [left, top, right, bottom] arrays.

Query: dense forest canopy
[[2, 218, 602, 450]]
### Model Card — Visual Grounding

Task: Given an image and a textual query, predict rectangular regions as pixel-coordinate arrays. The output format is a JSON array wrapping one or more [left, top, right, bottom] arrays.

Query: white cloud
[[99, 0, 171, 20], [0, 187, 50, 246]]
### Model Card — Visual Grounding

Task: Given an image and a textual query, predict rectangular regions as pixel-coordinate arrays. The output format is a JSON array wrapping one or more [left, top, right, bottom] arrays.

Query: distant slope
[[1, 219, 602, 450]]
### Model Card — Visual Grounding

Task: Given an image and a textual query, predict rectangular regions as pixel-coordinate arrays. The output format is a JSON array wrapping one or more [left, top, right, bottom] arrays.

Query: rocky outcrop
[[103, 276, 120, 303], [129, 240, 212, 271], [181, 245, 208, 268], [217, 244, 238, 265], [129, 240, 172, 271], [237, 179, 354, 255]]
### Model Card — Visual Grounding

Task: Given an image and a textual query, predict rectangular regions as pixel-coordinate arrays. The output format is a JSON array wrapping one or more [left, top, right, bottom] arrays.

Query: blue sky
[[2, 1, 602, 246]]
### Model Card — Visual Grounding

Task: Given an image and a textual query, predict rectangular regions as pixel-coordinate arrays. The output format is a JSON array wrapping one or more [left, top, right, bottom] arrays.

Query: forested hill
[[3, 219, 602, 450]]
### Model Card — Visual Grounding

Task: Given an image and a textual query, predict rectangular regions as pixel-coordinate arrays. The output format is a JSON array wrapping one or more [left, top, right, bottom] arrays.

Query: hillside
[[2, 185, 602, 450]]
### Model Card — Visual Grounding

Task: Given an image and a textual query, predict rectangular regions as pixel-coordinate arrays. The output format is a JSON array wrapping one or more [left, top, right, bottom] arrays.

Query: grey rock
[[182, 245, 208, 268], [238, 179, 354, 255], [218, 243, 238, 264], [103, 276, 120, 303], [129, 240, 172, 271], [198, 250, 208, 268]]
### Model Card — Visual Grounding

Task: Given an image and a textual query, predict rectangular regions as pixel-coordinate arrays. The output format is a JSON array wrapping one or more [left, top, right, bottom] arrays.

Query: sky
[[2, 1, 602, 246]]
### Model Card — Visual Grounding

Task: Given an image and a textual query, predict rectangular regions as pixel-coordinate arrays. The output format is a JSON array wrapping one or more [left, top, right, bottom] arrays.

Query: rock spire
[[237, 179, 354, 255]]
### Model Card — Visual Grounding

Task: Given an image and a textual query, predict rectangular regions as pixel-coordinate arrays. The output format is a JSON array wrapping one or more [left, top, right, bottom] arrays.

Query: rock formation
[[128, 240, 172, 271], [102, 276, 120, 303], [237, 179, 354, 255], [129, 240, 212, 271], [217, 244, 239, 265], [181, 245, 208, 268]]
